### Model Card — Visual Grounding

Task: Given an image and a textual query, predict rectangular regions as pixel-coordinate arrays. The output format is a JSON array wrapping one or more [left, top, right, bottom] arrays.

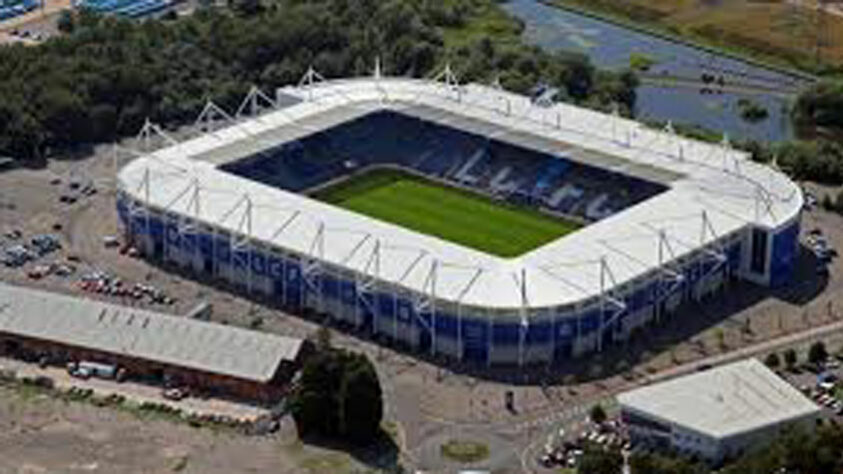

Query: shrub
[[590, 403, 607, 424], [809, 341, 828, 365], [784, 348, 798, 369]]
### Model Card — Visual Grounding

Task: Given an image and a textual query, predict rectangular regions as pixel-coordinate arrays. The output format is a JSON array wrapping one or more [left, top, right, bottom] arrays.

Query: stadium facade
[[116, 71, 803, 366]]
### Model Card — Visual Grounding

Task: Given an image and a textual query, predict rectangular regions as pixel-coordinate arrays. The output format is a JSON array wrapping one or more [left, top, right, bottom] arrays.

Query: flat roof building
[[0, 283, 308, 402], [618, 358, 821, 462]]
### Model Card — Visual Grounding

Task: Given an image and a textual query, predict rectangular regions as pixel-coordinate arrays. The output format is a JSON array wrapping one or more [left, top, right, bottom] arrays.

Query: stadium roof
[[118, 77, 803, 311], [0, 283, 303, 383], [617, 359, 820, 439]]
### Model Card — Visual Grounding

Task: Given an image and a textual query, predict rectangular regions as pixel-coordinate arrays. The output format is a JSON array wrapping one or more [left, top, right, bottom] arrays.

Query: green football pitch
[[312, 169, 580, 258]]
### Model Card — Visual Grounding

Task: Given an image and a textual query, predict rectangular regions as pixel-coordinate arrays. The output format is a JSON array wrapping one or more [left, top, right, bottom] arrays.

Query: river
[[502, 0, 814, 142]]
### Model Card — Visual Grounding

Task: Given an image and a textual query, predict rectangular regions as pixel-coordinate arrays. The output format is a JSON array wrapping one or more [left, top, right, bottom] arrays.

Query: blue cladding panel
[[377, 293, 395, 317], [165, 222, 179, 247], [232, 248, 249, 270], [130, 215, 148, 235], [580, 311, 600, 334], [340, 281, 356, 304], [770, 220, 800, 287], [555, 317, 576, 343], [434, 312, 458, 338], [250, 251, 266, 276], [285, 260, 302, 306], [525, 321, 551, 344], [322, 274, 340, 298], [728, 242, 742, 271], [116, 198, 129, 223], [198, 234, 213, 257], [415, 311, 431, 329], [462, 316, 489, 363], [215, 237, 230, 262], [149, 218, 163, 237], [269, 256, 284, 280], [492, 322, 520, 345], [182, 233, 196, 253], [395, 298, 413, 323]]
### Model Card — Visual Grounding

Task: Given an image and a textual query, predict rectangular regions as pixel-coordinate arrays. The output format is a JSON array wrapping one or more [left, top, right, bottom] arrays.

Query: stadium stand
[[78, 0, 169, 18], [221, 110, 664, 224], [117, 77, 802, 366]]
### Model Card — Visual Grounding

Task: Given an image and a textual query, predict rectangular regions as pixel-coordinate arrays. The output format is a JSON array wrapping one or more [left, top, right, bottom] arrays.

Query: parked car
[[162, 387, 189, 401]]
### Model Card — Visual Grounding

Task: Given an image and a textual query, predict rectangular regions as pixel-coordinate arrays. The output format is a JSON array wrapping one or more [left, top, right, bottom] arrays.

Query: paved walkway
[[642, 315, 843, 386], [0, 357, 269, 422]]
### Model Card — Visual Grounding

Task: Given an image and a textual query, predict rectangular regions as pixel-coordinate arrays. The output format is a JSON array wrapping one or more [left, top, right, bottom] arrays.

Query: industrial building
[[0, 283, 307, 402], [116, 71, 803, 366], [618, 359, 821, 462]]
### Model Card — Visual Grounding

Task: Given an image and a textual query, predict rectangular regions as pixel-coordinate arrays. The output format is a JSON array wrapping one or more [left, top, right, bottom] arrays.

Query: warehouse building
[[618, 358, 820, 462], [0, 283, 308, 402]]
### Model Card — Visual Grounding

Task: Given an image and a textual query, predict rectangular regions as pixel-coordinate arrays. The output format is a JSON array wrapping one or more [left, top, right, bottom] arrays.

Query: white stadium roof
[[118, 76, 802, 310], [617, 358, 820, 439], [0, 283, 303, 382]]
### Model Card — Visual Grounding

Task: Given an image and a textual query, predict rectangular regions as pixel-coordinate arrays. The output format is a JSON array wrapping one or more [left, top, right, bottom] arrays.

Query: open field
[[549, 0, 843, 70], [0, 382, 390, 474], [312, 169, 580, 258]]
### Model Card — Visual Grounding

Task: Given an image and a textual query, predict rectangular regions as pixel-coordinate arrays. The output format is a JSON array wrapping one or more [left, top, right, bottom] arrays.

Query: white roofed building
[[618, 359, 821, 462]]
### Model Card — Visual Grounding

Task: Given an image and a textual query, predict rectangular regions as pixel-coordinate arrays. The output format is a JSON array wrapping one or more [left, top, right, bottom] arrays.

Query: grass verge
[[440, 439, 490, 464]]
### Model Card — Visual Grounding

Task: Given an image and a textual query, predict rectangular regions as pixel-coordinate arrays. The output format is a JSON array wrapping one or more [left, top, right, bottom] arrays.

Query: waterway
[[503, 0, 814, 142]]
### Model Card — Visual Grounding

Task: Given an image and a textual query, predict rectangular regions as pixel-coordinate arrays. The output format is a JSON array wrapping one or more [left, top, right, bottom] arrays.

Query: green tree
[[764, 352, 780, 369], [56, 9, 74, 34], [784, 348, 798, 369], [338, 354, 383, 441], [290, 346, 383, 445], [590, 403, 607, 424], [809, 341, 828, 365], [0, 0, 636, 163], [722, 424, 843, 474], [630, 452, 707, 474], [579, 444, 623, 474]]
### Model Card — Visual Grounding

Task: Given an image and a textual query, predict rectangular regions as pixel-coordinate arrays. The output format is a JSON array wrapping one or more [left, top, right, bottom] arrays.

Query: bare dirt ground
[[0, 383, 384, 474], [0, 0, 68, 45], [1, 131, 843, 473]]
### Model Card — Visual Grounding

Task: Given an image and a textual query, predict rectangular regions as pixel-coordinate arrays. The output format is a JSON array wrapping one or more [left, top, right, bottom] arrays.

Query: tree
[[590, 403, 607, 425], [721, 423, 843, 474], [809, 341, 828, 365], [764, 352, 780, 369], [784, 348, 798, 369], [579, 445, 623, 474], [229, 0, 262, 16], [314, 325, 332, 351], [0, 0, 636, 164], [290, 346, 383, 445], [630, 452, 707, 474], [56, 9, 74, 34], [338, 354, 383, 441]]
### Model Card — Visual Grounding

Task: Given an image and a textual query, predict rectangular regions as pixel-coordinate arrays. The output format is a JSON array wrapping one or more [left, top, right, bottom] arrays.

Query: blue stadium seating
[[0, 0, 38, 22], [221, 110, 667, 221], [79, 0, 168, 18]]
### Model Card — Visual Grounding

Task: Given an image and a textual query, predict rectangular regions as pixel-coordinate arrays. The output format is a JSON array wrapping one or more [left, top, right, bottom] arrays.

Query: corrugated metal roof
[[618, 359, 821, 439], [0, 283, 303, 383]]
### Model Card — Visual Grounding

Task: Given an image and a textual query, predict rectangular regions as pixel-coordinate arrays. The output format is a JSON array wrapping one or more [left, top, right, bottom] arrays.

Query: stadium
[[115, 69, 803, 366]]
